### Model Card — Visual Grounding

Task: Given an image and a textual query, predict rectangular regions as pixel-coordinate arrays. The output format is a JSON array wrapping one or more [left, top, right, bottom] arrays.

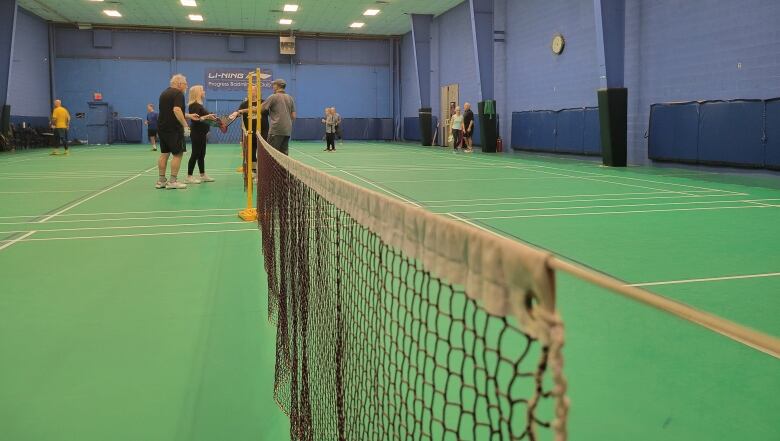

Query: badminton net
[[257, 138, 568, 441]]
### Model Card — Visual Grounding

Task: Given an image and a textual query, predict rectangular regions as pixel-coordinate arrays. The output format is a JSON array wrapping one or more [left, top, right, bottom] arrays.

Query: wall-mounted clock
[[551, 33, 565, 55]]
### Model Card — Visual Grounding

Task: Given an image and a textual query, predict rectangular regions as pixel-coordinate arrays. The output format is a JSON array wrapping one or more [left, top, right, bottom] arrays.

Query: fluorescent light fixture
[[350, 22, 365, 28], [88, 0, 104, 2], [188, 14, 204, 21], [283, 4, 299, 12], [364, 9, 380, 16], [103, 10, 121, 17], [180, 0, 197, 6], [279, 18, 293, 25]]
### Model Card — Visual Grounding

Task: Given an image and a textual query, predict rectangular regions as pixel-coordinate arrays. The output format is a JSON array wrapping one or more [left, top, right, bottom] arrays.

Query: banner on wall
[[205, 68, 273, 91]]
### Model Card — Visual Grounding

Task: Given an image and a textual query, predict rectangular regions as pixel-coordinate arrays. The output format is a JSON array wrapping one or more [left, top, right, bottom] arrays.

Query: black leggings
[[188, 131, 207, 175], [326, 132, 336, 151]]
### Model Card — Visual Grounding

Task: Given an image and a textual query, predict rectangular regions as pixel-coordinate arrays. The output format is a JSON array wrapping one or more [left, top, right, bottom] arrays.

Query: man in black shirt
[[463, 102, 475, 152], [156, 74, 201, 189]]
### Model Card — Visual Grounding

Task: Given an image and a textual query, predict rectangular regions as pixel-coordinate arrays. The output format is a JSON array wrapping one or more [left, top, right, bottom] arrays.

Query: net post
[[239, 68, 259, 222]]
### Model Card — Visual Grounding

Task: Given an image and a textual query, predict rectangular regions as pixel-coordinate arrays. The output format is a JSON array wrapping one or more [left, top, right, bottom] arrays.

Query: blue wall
[[7, 8, 51, 118], [626, 0, 780, 163], [51, 28, 395, 140], [505, 0, 599, 114]]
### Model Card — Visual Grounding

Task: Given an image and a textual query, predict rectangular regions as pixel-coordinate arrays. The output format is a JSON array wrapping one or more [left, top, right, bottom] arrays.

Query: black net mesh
[[258, 142, 560, 441]]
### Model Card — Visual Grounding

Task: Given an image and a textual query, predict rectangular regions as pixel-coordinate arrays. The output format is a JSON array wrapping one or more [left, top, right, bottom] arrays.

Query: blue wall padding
[[534, 111, 557, 151], [114, 118, 143, 143], [512, 107, 600, 155], [698, 100, 765, 166], [583, 108, 601, 155], [555, 109, 584, 154], [648, 102, 699, 162], [511, 112, 532, 149], [292, 118, 393, 141], [765, 99, 780, 169]]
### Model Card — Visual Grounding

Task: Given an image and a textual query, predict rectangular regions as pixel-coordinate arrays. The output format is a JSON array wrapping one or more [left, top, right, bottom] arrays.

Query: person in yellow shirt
[[50, 100, 70, 155]]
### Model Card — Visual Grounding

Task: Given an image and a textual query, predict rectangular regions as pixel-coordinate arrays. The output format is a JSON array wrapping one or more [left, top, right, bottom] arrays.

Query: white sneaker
[[166, 180, 187, 189], [200, 174, 215, 182], [185, 176, 202, 184], [155, 179, 167, 189]]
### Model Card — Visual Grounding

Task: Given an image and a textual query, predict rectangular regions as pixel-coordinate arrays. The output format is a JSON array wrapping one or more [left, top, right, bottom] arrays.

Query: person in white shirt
[[450, 106, 464, 150]]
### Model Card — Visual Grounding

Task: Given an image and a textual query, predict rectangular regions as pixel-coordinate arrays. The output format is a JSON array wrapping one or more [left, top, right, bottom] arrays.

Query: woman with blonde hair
[[186, 85, 217, 184]]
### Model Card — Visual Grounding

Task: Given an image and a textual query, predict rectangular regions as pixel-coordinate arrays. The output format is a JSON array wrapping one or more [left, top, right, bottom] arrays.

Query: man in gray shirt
[[261, 78, 297, 155]]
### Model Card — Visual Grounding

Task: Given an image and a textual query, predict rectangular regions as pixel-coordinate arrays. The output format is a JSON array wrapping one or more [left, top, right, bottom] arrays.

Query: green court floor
[[1, 142, 778, 440]]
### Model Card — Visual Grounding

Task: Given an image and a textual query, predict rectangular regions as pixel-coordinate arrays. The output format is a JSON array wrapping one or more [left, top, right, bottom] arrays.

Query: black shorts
[[147, 128, 158, 138], [463, 128, 473, 139], [268, 134, 290, 156], [55, 128, 68, 142], [159, 130, 184, 155]]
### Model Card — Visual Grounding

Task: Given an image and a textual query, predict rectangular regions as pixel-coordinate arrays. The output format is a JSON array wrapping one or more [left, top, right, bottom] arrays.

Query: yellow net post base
[[238, 207, 257, 221]]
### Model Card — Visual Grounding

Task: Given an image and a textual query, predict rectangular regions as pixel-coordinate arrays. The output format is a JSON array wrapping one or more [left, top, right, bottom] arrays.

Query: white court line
[[0, 213, 238, 226], [0, 231, 37, 251], [377, 175, 579, 183], [416, 145, 742, 195], [0, 220, 248, 235], [446, 213, 497, 235], [417, 190, 734, 204], [630, 272, 780, 287], [508, 165, 697, 197], [0, 228, 257, 244], [426, 193, 761, 209], [0, 189, 99, 194], [294, 149, 421, 207], [467, 204, 774, 220], [0, 175, 137, 180], [0, 207, 242, 220], [524, 163, 743, 195], [37, 166, 157, 223], [746, 200, 780, 208], [447, 199, 772, 215]]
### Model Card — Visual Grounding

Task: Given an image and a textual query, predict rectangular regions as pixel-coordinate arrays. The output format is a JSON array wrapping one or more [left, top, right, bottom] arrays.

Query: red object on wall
[[93, 92, 103, 101]]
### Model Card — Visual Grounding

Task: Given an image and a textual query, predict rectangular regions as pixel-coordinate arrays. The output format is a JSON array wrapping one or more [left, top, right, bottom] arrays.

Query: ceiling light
[[364, 9, 380, 16], [88, 0, 104, 2], [279, 18, 293, 25], [103, 10, 121, 17], [283, 4, 299, 12], [180, 0, 197, 6], [350, 22, 365, 28], [188, 14, 203, 21]]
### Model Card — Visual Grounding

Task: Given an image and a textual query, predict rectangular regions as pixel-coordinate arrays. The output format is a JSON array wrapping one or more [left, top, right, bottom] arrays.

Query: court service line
[[0, 220, 248, 235], [426, 193, 760, 209], [630, 272, 780, 287], [468, 204, 772, 220], [0, 213, 239, 226], [0, 231, 37, 251], [0, 189, 99, 194], [294, 149, 422, 207], [0, 207, 242, 220], [1, 228, 257, 243], [37, 166, 157, 223], [446, 199, 772, 215], [415, 145, 741, 195], [417, 190, 740, 204], [508, 165, 698, 197]]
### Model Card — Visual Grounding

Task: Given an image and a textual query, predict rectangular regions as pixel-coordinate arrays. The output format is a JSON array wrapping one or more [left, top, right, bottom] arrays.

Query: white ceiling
[[19, 0, 465, 36]]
